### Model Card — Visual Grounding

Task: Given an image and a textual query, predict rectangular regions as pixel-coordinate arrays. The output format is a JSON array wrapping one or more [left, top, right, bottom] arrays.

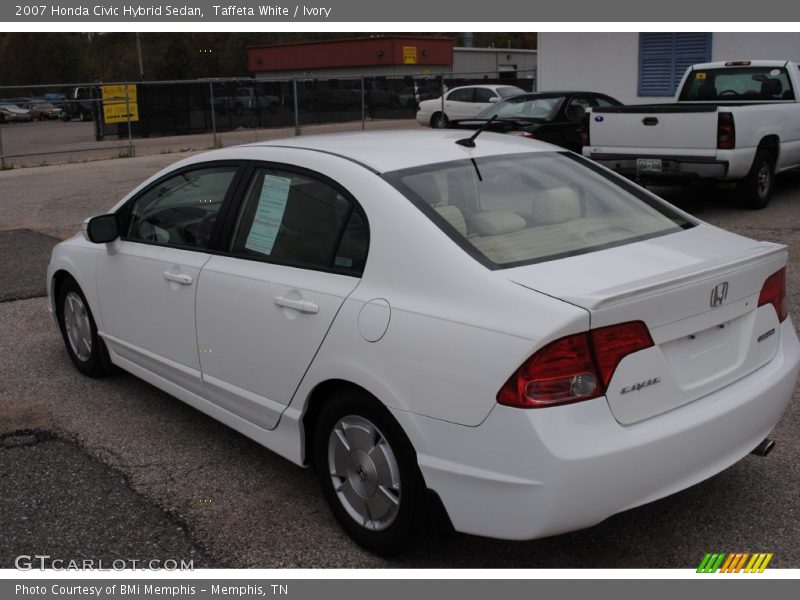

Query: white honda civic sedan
[[48, 131, 800, 555]]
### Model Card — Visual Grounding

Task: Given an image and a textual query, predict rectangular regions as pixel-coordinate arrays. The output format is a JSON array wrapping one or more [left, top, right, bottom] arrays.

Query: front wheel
[[737, 149, 775, 209], [57, 278, 111, 377], [314, 390, 424, 556]]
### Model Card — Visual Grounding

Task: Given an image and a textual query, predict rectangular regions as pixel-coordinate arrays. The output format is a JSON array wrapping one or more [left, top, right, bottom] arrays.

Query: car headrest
[[468, 210, 527, 236], [531, 187, 581, 225], [435, 205, 468, 237], [761, 78, 783, 98]]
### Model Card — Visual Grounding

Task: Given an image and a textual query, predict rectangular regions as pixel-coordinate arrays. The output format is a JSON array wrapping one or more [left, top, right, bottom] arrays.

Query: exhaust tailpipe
[[751, 438, 775, 457]]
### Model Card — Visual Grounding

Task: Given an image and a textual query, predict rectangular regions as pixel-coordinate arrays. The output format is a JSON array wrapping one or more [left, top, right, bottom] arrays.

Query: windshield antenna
[[455, 115, 498, 148]]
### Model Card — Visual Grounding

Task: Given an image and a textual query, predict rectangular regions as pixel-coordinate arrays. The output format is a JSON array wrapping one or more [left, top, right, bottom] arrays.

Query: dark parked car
[[449, 91, 622, 152]]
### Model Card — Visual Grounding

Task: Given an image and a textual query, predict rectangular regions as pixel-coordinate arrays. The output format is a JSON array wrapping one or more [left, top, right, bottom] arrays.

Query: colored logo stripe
[[697, 552, 773, 573]]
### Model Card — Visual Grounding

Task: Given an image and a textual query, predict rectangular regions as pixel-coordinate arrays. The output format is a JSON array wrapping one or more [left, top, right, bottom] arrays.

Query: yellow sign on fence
[[101, 84, 139, 124], [402, 46, 418, 65]]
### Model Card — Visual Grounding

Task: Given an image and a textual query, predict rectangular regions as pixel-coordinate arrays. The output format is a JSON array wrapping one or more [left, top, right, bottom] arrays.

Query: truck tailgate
[[591, 105, 719, 150]]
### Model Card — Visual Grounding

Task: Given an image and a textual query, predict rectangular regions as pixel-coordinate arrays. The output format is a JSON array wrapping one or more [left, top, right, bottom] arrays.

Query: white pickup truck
[[583, 60, 800, 208]]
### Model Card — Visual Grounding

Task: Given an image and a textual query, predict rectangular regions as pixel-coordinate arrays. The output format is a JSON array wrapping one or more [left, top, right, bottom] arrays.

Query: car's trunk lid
[[504, 225, 787, 423]]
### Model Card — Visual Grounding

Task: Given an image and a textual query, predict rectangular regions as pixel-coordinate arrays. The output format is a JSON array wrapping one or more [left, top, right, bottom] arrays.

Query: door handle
[[163, 271, 193, 285], [274, 296, 319, 314]]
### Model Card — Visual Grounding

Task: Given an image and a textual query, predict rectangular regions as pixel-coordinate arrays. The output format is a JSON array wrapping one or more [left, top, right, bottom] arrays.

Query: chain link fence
[[0, 70, 536, 169]]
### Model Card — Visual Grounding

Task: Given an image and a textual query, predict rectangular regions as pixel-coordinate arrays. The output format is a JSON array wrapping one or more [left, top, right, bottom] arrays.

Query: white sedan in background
[[415, 84, 525, 128], [48, 131, 800, 555]]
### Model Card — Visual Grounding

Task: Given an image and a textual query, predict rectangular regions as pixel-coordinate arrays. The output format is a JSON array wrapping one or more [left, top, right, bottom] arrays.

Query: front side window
[[121, 166, 237, 249], [229, 168, 368, 275], [384, 153, 693, 268]]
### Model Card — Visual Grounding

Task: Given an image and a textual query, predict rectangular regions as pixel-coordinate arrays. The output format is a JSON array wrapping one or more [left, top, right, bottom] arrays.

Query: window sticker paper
[[245, 175, 292, 255]]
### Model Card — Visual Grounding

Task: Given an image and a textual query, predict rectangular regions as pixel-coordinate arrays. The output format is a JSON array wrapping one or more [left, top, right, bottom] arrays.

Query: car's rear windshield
[[383, 152, 694, 269], [497, 86, 525, 98], [478, 95, 563, 121], [679, 66, 795, 101]]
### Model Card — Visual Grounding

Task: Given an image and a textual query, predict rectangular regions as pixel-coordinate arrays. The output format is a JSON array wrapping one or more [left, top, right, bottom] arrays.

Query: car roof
[[507, 91, 611, 97], [691, 60, 793, 69], [186, 130, 558, 174], [449, 84, 524, 91]]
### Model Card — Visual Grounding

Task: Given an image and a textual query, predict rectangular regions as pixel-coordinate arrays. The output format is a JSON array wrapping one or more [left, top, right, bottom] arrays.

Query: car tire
[[313, 389, 425, 556], [57, 277, 112, 377], [737, 149, 775, 210], [430, 112, 449, 129]]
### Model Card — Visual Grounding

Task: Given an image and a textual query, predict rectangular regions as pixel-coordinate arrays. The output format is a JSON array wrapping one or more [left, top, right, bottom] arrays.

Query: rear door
[[444, 87, 478, 120], [195, 165, 369, 430]]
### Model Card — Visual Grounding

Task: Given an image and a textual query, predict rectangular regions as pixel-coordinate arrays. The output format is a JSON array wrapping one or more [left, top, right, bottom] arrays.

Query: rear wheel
[[737, 149, 775, 209], [57, 277, 111, 377], [313, 390, 424, 556], [430, 112, 449, 129]]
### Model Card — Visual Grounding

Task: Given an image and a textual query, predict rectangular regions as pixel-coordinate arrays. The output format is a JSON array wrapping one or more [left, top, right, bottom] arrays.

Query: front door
[[96, 165, 240, 397]]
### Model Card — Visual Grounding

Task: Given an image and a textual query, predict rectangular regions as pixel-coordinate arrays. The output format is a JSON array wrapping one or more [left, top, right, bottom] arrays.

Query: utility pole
[[135, 33, 144, 80]]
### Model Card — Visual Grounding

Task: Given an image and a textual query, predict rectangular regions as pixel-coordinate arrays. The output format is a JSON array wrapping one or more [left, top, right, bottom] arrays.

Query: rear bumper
[[589, 153, 728, 182], [392, 320, 800, 541]]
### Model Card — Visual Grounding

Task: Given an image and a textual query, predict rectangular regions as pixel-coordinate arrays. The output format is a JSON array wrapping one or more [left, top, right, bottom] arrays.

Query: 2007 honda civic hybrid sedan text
[[47, 130, 800, 555]]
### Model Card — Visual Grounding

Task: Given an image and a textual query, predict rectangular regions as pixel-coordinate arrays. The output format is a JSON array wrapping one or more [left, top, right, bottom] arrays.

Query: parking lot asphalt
[[1, 151, 799, 568]]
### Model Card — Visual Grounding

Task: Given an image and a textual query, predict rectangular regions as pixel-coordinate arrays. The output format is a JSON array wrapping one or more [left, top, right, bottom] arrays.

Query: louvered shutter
[[638, 33, 712, 97]]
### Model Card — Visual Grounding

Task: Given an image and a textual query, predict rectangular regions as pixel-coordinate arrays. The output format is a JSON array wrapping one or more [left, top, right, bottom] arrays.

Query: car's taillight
[[758, 267, 788, 322], [717, 112, 735, 149], [580, 112, 590, 147], [497, 321, 653, 409]]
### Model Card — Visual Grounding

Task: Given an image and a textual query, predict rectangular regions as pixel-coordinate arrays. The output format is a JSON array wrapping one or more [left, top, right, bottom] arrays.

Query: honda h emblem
[[710, 282, 729, 308]]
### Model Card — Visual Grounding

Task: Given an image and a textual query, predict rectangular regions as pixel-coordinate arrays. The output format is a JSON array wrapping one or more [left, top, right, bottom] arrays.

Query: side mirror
[[489, 97, 500, 103], [85, 214, 120, 244]]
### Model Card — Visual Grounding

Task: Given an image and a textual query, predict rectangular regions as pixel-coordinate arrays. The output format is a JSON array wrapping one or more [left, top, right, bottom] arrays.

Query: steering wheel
[[718, 90, 738, 97]]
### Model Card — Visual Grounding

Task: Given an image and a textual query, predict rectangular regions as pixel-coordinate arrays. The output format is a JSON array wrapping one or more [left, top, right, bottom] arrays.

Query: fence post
[[0, 125, 5, 170], [125, 84, 134, 157], [361, 77, 366, 130], [440, 78, 446, 127], [293, 78, 300, 136], [209, 81, 218, 148]]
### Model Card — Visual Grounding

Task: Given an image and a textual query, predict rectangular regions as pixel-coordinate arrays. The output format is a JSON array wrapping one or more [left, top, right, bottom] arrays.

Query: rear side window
[[384, 152, 693, 269], [447, 88, 474, 102], [474, 88, 497, 103], [229, 168, 368, 275]]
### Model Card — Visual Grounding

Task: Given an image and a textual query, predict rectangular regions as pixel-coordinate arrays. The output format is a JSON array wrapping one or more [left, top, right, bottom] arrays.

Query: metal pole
[[135, 33, 144, 80], [126, 85, 134, 157], [0, 125, 5, 170], [293, 78, 300, 136], [361, 77, 365, 130], [440, 78, 445, 127], [209, 82, 218, 148]]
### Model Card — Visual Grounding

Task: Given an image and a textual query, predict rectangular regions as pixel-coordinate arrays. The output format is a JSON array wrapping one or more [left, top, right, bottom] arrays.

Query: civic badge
[[710, 282, 729, 308]]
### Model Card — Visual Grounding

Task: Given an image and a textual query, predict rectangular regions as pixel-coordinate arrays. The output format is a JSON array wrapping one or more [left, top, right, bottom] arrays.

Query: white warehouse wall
[[712, 33, 800, 62], [538, 32, 800, 105]]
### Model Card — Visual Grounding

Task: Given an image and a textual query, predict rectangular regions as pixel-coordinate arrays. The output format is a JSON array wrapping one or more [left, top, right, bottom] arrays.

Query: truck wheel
[[737, 149, 775, 210]]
